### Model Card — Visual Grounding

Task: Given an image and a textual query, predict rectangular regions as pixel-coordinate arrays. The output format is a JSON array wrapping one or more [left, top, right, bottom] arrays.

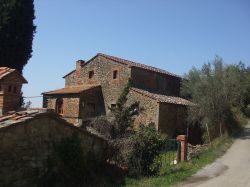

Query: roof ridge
[[98, 53, 182, 78], [98, 53, 138, 65], [43, 84, 100, 95], [63, 53, 182, 79], [130, 87, 193, 106], [0, 67, 27, 83], [130, 87, 161, 102]]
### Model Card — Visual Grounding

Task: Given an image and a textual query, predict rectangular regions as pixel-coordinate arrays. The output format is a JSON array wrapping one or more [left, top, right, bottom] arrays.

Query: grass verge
[[123, 136, 234, 187]]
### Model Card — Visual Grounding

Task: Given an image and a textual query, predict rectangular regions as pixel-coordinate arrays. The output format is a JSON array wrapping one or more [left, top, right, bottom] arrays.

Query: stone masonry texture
[[0, 113, 107, 187], [158, 103, 188, 137], [44, 53, 190, 136], [131, 66, 181, 96], [65, 55, 132, 111], [127, 89, 159, 130], [0, 70, 27, 115]]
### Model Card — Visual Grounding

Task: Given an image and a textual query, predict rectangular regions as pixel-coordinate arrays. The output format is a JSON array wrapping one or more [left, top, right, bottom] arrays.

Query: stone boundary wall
[[0, 113, 108, 187]]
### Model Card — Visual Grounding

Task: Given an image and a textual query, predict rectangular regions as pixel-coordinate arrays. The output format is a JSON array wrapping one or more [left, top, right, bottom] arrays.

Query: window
[[132, 105, 139, 115], [113, 70, 118, 79], [56, 98, 64, 115], [8, 85, 12, 93], [43, 97, 48, 108], [88, 71, 94, 79], [110, 104, 116, 110]]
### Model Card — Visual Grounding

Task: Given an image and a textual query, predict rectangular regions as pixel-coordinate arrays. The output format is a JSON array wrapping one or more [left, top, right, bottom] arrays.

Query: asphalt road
[[176, 122, 250, 187]]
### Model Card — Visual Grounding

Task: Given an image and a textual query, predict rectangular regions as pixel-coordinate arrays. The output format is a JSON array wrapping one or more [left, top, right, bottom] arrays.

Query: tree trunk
[[206, 123, 211, 145], [219, 122, 222, 137]]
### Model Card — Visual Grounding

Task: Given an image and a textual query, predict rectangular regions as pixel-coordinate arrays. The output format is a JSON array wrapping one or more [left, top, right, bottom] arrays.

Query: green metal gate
[[160, 139, 181, 168]]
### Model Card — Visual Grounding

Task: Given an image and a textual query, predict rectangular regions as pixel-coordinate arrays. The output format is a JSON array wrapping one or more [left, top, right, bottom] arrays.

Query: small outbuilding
[[0, 67, 28, 115]]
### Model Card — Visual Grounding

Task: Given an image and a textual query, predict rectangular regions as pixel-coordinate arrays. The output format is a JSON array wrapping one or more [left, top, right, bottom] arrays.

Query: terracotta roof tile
[[98, 53, 182, 78], [0, 67, 28, 83], [0, 67, 15, 79], [63, 53, 182, 79], [0, 108, 50, 128], [131, 87, 193, 106], [43, 85, 100, 95]]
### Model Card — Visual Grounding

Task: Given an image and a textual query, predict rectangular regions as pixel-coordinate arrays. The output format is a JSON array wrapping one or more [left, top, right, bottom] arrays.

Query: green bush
[[88, 115, 115, 139], [107, 136, 134, 166], [39, 134, 99, 187], [243, 104, 250, 118], [127, 124, 166, 177]]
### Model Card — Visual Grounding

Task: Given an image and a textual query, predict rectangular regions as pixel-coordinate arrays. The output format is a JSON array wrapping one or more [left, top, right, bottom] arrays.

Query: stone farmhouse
[[43, 53, 192, 137], [0, 67, 27, 116]]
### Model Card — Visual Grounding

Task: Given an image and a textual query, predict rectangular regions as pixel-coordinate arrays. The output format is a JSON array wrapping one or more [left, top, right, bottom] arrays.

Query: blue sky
[[23, 0, 250, 107]]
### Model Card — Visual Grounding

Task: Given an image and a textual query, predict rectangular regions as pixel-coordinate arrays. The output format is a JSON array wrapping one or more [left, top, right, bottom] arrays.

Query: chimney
[[76, 60, 85, 85], [76, 60, 85, 70]]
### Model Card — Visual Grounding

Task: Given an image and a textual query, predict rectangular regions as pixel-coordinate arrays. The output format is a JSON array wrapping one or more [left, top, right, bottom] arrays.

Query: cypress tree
[[0, 0, 36, 73]]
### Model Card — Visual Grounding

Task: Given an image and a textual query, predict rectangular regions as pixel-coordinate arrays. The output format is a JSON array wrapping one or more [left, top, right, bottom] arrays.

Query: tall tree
[[110, 79, 141, 137], [0, 0, 36, 73], [181, 57, 248, 137]]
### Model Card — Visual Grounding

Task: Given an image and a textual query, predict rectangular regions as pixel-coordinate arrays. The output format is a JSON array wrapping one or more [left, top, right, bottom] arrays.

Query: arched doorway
[[56, 98, 64, 115]]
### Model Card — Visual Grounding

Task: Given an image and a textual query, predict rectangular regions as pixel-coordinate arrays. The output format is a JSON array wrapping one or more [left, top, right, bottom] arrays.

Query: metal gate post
[[177, 140, 181, 162]]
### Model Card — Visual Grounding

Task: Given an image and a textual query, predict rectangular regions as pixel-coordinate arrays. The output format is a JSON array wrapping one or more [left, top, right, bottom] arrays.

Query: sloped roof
[[0, 67, 15, 79], [43, 85, 100, 95], [98, 53, 182, 78], [0, 67, 28, 83], [131, 87, 193, 106], [63, 53, 182, 79]]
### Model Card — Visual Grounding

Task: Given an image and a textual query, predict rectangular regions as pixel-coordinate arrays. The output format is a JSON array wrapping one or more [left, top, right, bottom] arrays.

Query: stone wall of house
[[45, 88, 107, 125], [1, 94, 21, 114], [65, 71, 77, 87], [62, 96, 80, 118], [131, 67, 181, 96], [127, 89, 159, 130], [79, 87, 105, 119], [158, 103, 187, 137], [64, 55, 131, 113], [46, 97, 56, 110], [62, 96, 81, 124], [0, 113, 107, 187], [45, 95, 81, 124]]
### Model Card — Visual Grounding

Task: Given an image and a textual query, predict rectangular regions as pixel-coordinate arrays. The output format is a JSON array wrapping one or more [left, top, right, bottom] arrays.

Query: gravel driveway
[[176, 122, 250, 187]]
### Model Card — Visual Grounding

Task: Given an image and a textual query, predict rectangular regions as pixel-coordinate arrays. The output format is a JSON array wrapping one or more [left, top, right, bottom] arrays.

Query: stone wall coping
[[0, 111, 108, 143]]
